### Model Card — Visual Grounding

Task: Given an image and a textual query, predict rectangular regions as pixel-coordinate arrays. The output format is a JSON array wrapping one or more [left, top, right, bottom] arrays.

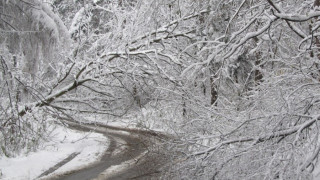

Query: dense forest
[[1, 0, 320, 179]]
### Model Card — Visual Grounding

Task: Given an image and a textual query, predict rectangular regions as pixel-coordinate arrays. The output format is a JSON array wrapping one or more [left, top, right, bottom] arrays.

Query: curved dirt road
[[44, 120, 167, 180]]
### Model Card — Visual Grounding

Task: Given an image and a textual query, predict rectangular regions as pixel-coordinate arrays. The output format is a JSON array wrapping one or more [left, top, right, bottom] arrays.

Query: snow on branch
[[29, 1, 70, 45], [224, 16, 278, 59], [129, 9, 210, 45], [40, 3, 70, 44], [193, 115, 319, 156], [273, 11, 320, 22], [267, 0, 307, 38], [18, 62, 94, 116]]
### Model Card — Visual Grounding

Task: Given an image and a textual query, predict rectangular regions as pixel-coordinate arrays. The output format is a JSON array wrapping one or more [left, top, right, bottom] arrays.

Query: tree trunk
[[210, 77, 217, 105], [313, 0, 320, 81]]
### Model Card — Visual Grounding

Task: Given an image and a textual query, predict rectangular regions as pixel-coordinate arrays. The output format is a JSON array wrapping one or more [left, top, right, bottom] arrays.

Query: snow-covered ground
[[0, 124, 109, 180]]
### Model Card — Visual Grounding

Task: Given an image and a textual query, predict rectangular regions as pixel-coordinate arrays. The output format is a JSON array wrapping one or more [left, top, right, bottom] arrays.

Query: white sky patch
[[0, 125, 109, 180]]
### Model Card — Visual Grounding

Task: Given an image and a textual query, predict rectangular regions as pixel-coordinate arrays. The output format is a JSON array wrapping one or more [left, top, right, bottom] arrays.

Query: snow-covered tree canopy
[[2, 0, 320, 179]]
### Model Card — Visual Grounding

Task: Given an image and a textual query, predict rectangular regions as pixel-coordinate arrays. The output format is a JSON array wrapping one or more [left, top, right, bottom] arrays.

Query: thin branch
[[267, 0, 307, 38], [193, 117, 318, 156]]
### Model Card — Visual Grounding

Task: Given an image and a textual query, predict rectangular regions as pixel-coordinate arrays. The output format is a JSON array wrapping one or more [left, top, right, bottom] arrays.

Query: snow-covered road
[[0, 119, 167, 180], [42, 120, 167, 180]]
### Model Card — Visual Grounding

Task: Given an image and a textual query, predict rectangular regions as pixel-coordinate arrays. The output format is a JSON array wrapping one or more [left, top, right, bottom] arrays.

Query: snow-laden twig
[[224, 16, 278, 59], [273, 11, 320, 22], [193, 116, 319, 156]]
